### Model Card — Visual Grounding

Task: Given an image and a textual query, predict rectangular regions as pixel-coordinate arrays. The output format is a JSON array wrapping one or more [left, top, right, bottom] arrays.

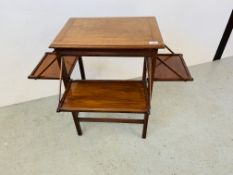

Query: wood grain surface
[[28, 52, 77, 79], [154, 54, 193, 81], [50, 17, 164, 49], [59, 80, 148, 113]]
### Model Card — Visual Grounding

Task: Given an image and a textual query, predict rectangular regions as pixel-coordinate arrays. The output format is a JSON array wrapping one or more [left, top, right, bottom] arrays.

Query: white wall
[[0, 0, 232, 107]]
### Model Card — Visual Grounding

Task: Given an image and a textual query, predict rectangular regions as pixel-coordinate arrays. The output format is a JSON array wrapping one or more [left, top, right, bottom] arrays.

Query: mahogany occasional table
[[29, 17, 165, 138]]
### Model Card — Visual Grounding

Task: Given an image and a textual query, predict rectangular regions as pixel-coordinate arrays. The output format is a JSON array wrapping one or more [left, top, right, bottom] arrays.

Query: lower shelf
[[58, 80, 148, 113], [154, 54, 193, 81]]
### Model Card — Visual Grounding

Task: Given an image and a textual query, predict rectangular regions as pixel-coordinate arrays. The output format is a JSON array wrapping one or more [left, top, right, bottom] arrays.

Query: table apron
[[54, 48, 157, 57]]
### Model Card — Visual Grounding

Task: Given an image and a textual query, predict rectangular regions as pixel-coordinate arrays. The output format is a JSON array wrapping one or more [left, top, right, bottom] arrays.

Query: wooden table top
[[49, 17, 164, 49]]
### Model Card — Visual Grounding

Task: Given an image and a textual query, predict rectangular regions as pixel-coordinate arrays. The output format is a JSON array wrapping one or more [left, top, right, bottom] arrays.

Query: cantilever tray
[[154, 53, 193, 81], [28, 52, 78, 80]]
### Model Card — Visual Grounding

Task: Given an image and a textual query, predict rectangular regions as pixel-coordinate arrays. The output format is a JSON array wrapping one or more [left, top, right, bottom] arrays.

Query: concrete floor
[[1, 57, 233, 175]]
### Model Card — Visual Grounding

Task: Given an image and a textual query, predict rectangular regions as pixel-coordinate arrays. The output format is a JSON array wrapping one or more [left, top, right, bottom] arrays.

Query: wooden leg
[[57, 54, 83, 136], [142, 113, 149, 139], [151, 55, 157, 94], [147, 56, 153, 100], [142, 57, 147, 81], [72, 112, 82, 136], [78, 57, 86, 80], [56, 54, 70, 88]]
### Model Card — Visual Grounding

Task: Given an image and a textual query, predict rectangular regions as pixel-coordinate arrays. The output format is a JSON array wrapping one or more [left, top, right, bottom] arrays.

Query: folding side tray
[[28, 52, 78, 80], [154, 46, 193, 81]]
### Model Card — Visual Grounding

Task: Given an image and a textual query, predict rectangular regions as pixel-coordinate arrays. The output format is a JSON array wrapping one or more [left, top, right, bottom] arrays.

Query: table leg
[[78, 56, 86, 80], [147, 56, 153, 100], [72, 112, 82, 135], [142, 112, 149, 138], [147, 50, 158, 98], [142, 57, 147, 81], [143, 50, 157, 139], [151, 54, 157, 94], [57, 54, 70, 88], [56, 53, 83, 136]]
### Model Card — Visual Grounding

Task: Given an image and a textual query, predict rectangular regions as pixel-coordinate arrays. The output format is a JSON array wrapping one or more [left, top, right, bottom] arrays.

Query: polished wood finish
[[28, 52, 77, 79], [153, 54, 193, 81], [50, 17, 164, 49], [29, 17, 166, 138], [58, 80, 148, 113], [51, 17, 164, 138]]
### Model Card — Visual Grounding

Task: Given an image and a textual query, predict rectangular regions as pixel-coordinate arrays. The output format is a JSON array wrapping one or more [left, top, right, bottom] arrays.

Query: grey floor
[[1, 57, 233, 175]]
